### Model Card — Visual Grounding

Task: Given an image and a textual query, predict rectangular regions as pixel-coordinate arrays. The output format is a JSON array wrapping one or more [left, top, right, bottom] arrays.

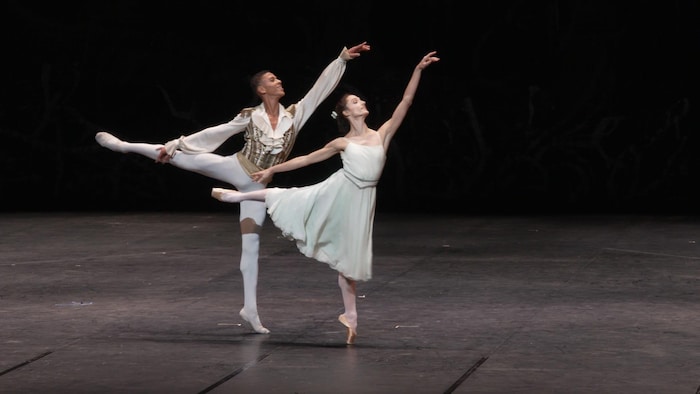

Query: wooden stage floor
[[1, 212, 699, 393]]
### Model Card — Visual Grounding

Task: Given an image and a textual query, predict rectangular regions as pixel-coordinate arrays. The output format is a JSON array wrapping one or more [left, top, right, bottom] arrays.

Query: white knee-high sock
[[338, 274, 357, 329], [240, 233, 260, 313], [239, 233, 269, 333]]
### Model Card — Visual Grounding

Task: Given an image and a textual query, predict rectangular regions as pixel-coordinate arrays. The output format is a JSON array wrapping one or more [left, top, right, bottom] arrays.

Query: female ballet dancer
[[211, 51, 440, 344]]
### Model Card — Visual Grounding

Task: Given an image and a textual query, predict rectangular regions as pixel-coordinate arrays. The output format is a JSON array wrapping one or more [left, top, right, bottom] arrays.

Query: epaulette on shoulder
[[285, 104, 297, 117], [239, 107, 255, 117]]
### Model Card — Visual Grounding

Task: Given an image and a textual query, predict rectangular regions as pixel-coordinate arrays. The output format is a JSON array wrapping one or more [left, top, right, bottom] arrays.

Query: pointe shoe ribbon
[[338, 314, 357, 345]]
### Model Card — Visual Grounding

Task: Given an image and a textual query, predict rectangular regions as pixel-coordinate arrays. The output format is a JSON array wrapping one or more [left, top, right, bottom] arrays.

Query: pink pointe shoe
[[338, 314, 357, 345], [211, 187, 241, 203]]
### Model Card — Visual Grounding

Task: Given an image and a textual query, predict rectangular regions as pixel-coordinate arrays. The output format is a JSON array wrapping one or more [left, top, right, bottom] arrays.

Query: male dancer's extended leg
[[96, 131, 270, 334]]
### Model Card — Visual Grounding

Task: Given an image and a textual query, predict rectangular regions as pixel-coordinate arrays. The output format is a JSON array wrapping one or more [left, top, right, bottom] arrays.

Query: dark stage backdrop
[[3, 1, 699, 214]]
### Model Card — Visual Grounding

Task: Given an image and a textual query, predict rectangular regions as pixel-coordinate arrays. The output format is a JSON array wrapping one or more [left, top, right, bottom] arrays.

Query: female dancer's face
[[343, 95, 369, 118]]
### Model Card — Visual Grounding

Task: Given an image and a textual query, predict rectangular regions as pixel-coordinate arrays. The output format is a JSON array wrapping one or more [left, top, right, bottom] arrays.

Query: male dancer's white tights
[[96, 132, 270, 333]]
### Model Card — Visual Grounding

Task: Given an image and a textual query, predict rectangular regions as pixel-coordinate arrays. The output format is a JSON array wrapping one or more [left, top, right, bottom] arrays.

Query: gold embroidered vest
[[237, 105, 298, 175]]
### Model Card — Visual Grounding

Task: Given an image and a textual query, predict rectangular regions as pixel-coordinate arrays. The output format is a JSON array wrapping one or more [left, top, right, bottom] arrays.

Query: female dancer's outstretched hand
[[251, 168, 274, 184], [417, 51, 440, 70]]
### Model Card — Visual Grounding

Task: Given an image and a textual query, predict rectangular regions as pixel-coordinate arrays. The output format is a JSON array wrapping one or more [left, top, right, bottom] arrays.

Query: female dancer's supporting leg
[[337, 274, 358, 345]]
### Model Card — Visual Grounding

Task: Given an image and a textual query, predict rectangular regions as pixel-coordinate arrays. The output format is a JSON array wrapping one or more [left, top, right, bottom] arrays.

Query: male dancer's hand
[[341, 41, 371, 61]]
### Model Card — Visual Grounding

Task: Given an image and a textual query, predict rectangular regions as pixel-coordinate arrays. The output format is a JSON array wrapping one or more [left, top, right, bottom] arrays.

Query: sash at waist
[[343, 169, 378, 189]]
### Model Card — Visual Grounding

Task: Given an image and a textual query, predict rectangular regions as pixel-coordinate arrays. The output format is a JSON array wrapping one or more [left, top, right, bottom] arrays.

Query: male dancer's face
[[257, 72, 285, 99]]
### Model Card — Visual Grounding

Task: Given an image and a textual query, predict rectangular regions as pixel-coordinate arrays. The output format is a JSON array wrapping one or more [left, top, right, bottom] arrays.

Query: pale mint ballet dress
[[265, 142, 386, 281]]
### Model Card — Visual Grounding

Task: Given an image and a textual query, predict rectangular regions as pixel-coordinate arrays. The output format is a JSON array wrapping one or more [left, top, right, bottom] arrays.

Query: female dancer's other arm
[[250, 138, 347, 184]]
